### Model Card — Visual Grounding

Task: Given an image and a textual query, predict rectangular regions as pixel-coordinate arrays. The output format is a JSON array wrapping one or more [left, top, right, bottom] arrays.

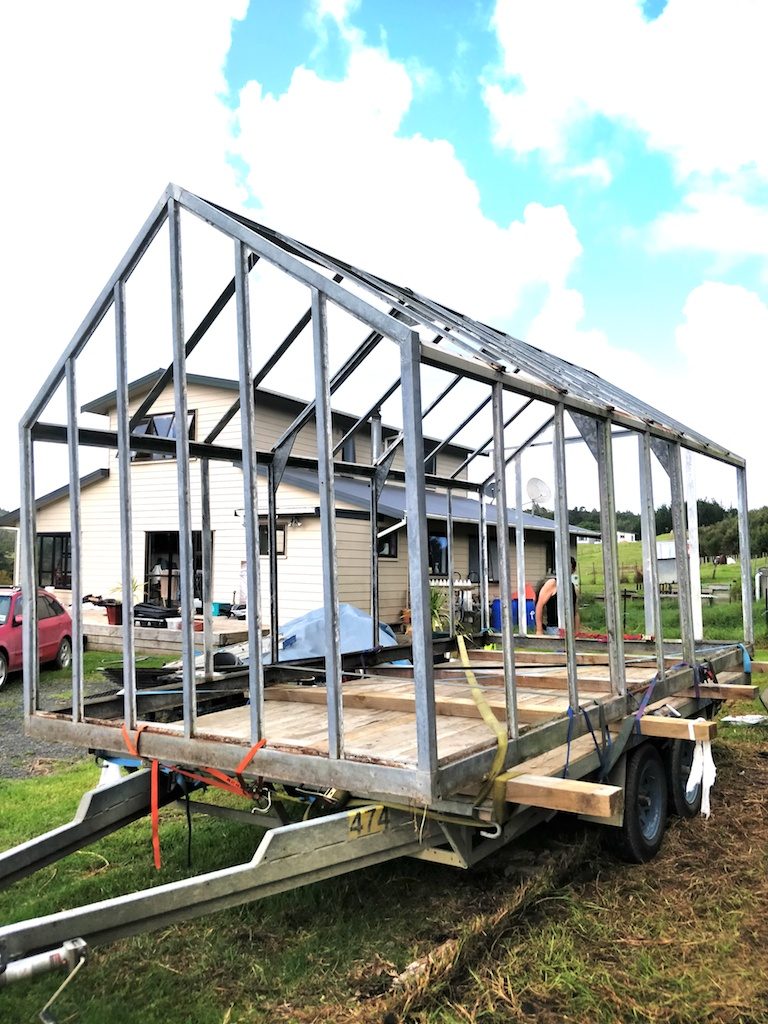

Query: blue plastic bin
[[491, 597, 536, 630]]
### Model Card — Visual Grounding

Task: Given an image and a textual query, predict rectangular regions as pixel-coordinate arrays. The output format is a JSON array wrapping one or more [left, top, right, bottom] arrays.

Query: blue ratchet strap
[[581, 706, 607, 780], [634, 674, 659, 735], [562, 706, 575, 779], [738, 643, 752, 674], [599, 706, 613, 757], [693, 663, 703, 699]]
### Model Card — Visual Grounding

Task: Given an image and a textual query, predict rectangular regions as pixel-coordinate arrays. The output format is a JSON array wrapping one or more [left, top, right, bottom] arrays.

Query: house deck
[[82, 614, 249, 654]]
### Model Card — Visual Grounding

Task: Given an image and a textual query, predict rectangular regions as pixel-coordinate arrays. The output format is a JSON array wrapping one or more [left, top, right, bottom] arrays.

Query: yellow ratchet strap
[[457, 634, 508, 802]]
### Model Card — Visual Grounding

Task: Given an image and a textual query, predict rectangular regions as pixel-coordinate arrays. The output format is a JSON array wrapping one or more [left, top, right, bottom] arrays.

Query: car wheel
[[0, 650, 7, 690], [615, 743, 668, 863], [55, 637, 72, 670], [665, 739, 702, 818]]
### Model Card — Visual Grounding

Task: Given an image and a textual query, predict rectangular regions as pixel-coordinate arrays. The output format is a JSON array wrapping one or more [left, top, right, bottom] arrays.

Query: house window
[[424, 445, 437, 475], [131, 411, 196, 461], [340, 435, 356, 463], [428, 533, 448, 575], [37, 533, 71, 588], [259, 524, 286, 557], [377, 528, 398, 559]]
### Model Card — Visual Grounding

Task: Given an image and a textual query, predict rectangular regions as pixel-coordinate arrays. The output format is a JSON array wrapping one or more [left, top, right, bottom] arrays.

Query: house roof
[[279, 468, 599, 537], [0, 469, 110, 527], [81, 370, 476, 460], [1, 462, 597, 539], [82, 371, 333, 417]]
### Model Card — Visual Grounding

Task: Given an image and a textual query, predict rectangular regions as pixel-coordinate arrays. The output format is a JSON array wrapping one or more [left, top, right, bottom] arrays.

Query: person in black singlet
[[535, 557, 580, 635]]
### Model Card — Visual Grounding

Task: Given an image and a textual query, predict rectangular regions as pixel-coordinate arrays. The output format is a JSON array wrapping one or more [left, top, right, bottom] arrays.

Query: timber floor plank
[[190, 653, 674, 769], [194, 696, 497, 765]]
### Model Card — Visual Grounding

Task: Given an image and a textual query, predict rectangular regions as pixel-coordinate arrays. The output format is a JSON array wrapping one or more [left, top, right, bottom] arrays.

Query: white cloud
[[232, 45, 583, 328], [0, 0, 590, 510], [485, 0, 768, 183], [527, 287, 679, 411], [519, 281, 768, 507], [560, 158, 613, 187], [314, 0, 360, 22], [0, 1, 247, 507], [651, 191, 768, 258], [5, 0, 755, 522], [673, 283, 768, 498]]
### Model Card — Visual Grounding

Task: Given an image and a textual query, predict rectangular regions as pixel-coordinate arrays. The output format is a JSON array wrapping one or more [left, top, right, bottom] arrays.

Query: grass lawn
[[1, 606, 765, 1021], [575, 539, 768, 598]]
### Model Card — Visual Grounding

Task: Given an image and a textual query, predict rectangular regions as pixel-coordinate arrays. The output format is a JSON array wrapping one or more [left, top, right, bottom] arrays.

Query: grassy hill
[[575, 540, 768, 642]]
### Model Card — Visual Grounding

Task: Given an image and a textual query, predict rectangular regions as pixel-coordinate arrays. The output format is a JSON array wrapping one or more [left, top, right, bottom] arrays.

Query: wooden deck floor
[[177, 654, 666, 769]]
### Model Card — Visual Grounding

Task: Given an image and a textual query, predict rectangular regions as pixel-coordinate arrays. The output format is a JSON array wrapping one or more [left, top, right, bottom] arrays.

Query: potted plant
[[401, 589, 450, 636], [429, 586, 449, 633], [106, 576, 145, 626], [104, 599, 122, 626]]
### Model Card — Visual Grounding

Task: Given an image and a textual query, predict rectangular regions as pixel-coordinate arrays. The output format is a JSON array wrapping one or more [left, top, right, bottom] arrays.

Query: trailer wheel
[[665, 740, 702, 818], [616, 743, 668, 863]]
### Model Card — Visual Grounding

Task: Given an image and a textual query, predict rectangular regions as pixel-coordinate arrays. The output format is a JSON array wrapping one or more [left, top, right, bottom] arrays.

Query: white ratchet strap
[[685, 718, 716, 818]]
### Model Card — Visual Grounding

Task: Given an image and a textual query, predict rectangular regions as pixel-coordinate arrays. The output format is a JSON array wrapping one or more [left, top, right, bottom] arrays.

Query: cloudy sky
[[1, 0, 765, 514]]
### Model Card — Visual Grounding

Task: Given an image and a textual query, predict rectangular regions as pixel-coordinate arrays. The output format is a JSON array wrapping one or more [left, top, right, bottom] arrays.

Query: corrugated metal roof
[[279, 468, 599, 536]]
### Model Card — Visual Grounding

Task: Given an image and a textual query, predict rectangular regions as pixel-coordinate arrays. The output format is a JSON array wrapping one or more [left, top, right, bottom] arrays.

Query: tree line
[[0, 515, 14, 584], [535, 499, 768, 557]]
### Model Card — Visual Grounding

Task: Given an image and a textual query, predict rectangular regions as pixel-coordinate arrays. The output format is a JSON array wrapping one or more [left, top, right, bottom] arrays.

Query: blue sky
[[217, 0, 768, 382], [2, 0, 767, 508]]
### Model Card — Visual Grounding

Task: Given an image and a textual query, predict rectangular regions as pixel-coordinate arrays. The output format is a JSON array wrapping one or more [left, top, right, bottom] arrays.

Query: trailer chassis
[[0, 678, 738, 988]]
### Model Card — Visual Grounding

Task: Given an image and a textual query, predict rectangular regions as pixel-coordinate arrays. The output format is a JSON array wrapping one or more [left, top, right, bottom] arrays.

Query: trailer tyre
[[665, 740, 702, 818], [616, 743, 668, 863]]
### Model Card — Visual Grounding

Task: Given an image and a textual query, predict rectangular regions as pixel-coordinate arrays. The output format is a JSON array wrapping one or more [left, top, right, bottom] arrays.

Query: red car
[[0, 588, 73, 689]]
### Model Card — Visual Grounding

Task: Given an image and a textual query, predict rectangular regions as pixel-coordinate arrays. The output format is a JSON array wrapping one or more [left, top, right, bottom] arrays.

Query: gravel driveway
[[0, 671, 106, 779]]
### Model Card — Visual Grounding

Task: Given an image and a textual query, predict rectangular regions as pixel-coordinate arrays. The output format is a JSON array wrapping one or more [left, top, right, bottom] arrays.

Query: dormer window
[[131, 411, 196, 461]]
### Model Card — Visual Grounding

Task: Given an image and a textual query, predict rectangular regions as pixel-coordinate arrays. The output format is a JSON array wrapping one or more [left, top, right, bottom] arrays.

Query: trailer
[[0, 185, 756, 987]]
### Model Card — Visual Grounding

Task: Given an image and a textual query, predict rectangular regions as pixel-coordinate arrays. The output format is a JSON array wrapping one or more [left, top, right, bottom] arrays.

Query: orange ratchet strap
[[119, 729, 267, 870], [121, 723, 161, 870]]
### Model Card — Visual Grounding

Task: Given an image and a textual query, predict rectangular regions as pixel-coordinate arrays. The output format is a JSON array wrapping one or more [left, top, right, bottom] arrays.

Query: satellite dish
[[526, 477, 552, 505]]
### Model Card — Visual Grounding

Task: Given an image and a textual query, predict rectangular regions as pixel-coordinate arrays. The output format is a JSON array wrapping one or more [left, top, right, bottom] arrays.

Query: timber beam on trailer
[[21, 643, 747, 812]]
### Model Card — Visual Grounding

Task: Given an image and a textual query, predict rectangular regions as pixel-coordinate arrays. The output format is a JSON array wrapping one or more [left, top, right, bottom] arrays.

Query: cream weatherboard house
[[2, 372, 591, 627]]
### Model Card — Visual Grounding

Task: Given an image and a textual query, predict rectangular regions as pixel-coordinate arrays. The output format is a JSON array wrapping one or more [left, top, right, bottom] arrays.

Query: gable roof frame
[[199, 189, 741, 467]]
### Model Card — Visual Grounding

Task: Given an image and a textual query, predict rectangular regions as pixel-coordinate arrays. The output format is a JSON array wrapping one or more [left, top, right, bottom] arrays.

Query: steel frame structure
[[18, 184, 754, 809]]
